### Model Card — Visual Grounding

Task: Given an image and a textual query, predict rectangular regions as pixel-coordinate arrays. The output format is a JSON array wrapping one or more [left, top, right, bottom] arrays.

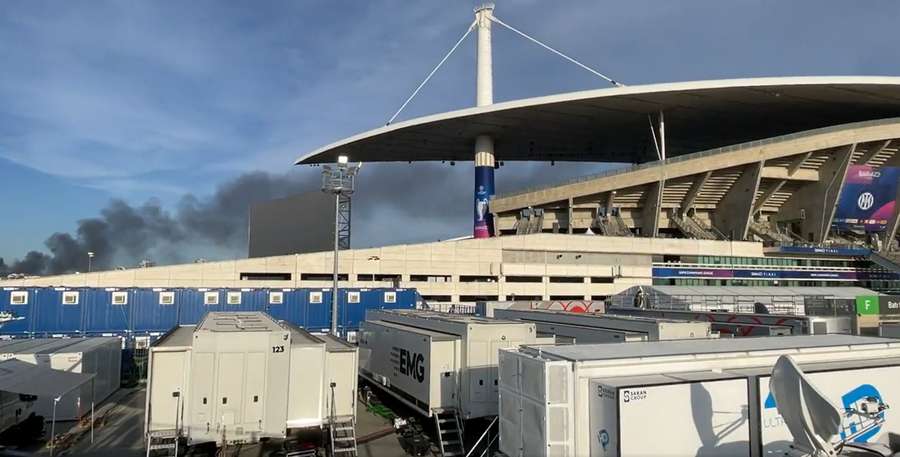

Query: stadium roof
[[296, 76, 900, 165]]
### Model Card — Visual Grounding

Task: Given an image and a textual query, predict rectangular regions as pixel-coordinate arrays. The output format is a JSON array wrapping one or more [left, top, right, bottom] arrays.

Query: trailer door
[[216, 352, 245, 430], [190, 353, 214, 432], [243, 352, 266, 431]]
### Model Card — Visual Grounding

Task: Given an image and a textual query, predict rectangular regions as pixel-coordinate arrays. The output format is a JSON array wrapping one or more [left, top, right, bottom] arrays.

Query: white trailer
[[145, 312, 358, 449], [493, 308, 716, 342], [8, 337, 121, 421], [498, 335, 900, 457], [360, 309, 539, 420]]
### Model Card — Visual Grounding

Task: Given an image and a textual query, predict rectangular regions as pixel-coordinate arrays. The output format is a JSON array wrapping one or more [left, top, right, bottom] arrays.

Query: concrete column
[[473, 5, 496, 239], [641, 181, 663, 237], [475, 5, 493, 107], [681, 171, 711, 214], [778, 144, 855, 242], [712, 161, 763, 240]]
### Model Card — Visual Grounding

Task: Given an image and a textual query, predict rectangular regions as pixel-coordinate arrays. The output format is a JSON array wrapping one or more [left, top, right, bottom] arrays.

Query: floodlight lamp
[[337, 155, 349, 164]]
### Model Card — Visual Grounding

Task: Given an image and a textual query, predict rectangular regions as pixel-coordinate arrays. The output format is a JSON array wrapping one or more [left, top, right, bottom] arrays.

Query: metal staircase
[[670, 212, 717, 240], [146, 429, 179, 457], [689, 215, 726, 240], [515, 208, 544, 235], [611, 214, 633, 237], [749, 221, 793, 244], [433, 409, 465, 457], [328, 383, 357, 457], [870, 251, 900, 274]]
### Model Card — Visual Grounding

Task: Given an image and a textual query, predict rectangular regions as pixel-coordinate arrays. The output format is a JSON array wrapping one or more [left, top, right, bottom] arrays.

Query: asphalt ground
[[0, 386, 410, 457]]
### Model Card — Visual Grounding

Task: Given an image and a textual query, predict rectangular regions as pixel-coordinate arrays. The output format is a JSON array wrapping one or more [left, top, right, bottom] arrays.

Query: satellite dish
[[769, 355, 894, 457], [770, 355, 842, 455]]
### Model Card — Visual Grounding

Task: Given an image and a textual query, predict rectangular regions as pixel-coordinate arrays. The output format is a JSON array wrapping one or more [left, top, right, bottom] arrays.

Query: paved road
[[17, 387, 410, 457], [43, 387, 146, 457]]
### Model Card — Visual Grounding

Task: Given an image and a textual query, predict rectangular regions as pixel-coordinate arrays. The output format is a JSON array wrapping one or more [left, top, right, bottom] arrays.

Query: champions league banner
[[833, 165, 899, 232], [474, 166, 495, 238]]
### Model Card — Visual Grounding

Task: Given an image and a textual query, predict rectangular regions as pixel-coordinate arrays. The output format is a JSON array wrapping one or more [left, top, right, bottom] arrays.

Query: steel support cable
[[387, 20, 477, 125], [489, 15, 624, 87]]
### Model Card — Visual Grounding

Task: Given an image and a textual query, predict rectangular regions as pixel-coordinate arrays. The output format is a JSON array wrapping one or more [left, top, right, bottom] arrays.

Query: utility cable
[[386, 20, 477, 125], [489, 15, 624, 87]]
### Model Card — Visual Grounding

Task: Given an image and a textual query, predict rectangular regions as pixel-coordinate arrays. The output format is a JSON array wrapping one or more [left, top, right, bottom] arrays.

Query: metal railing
[[465, 416, 499, 457]]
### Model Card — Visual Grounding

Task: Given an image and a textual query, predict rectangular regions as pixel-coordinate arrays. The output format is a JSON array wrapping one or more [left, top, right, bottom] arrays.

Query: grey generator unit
[[145, 312, 358, 447], [492, 308, 716, 343], [0, 337, 121, 421], [359, 309, 543, 420], [881, 321, 900, 338], [497, 334, 900, 457]]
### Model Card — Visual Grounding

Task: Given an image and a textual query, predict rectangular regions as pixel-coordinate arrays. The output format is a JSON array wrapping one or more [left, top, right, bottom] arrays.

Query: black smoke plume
[[3, 162, 617, 276], [5, 171, 317, 276]]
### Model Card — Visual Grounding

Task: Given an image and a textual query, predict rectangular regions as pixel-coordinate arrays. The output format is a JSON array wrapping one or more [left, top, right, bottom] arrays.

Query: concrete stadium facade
[[1, 235, 762, 303], [492, 118, 900, 245]]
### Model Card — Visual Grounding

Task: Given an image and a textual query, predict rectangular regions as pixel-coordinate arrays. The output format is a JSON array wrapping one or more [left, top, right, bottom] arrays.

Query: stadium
[[5, 4, 900, 308], [6, 76, 900, 304], [5, 5, 900, 457]]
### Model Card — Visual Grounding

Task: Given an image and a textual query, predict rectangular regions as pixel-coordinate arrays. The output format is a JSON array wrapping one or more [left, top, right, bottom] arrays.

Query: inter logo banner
[[833, 166, 899, 232]]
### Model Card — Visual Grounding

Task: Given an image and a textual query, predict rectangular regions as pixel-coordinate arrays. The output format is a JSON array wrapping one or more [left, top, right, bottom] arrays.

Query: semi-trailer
[[145, 311, 358, 454]]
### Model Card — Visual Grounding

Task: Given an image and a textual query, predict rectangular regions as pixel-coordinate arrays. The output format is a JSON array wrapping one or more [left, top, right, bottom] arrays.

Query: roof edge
[[295, 75, 900, 165]]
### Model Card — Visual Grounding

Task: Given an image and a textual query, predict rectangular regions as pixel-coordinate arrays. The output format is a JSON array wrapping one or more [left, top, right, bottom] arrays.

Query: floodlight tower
[[321, 155, 360, 335], [473, 3, 495, 238]]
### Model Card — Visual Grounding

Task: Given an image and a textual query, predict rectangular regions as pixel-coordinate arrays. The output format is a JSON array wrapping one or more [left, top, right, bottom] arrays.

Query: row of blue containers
[[0, 287, 418, 337]]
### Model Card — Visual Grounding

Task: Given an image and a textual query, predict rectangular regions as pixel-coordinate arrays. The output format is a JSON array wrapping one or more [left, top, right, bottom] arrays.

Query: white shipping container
[[9, 337, 121, 421], [589, 374, 750, 457]]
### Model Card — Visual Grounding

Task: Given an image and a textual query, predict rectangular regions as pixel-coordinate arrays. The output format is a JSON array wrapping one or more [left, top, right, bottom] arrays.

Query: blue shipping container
[[0, 286, 418, 337]]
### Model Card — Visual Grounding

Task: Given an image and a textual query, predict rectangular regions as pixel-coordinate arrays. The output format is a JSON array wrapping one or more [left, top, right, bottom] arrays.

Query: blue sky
[[2, 0, 900, 262]]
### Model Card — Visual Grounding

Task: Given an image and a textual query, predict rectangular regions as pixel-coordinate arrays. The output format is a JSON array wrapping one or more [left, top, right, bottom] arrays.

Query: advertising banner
[[775, 246, 871, 257], [474, 166, 495, 239], [878, 296, 900, 315], [652, 267, 900, 281], [833, 165, 899, 232]]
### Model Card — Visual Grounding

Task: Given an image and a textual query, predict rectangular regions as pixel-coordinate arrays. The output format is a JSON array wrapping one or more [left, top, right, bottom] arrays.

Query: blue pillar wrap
[[474, 165, 495, 238]]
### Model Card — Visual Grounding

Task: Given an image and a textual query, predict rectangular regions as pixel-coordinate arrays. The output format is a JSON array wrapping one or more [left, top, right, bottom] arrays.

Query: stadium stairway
[[870, 251, 900, 274]]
